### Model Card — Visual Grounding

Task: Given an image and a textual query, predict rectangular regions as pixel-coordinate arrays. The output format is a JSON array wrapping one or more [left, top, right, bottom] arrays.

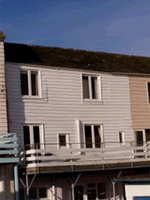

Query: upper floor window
[[84, 125, 103, 148], [20, 69, 40, 97], [82, 75, 101, 100], [119, 131, 125, 145], [147, 82, 150, 103]]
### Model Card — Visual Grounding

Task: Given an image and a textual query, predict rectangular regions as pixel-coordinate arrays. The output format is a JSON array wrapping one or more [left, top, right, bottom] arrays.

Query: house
[[0, 32, 19, 200], [3, 30, 150, 200]]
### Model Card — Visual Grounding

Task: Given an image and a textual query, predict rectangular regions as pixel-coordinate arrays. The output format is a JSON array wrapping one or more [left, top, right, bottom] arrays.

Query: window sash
[[23, 125, 43, 150], [59, 134, 69, 148], [21, 69, 40, 97], [84, 125, 102, 148], [82, 75, 100, 100]]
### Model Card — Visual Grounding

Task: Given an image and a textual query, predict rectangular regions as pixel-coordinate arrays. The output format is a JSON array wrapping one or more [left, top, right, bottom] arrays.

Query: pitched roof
[[4, 42, 150, 74]]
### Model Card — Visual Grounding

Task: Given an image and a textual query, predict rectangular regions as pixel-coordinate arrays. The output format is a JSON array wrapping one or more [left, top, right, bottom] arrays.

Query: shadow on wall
[[0, 164, 15, 200]]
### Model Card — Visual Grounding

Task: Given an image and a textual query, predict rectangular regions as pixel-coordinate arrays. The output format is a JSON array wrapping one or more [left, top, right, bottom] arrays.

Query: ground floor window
[[19, 187, 48, 200], [74, 182, 106, 200]]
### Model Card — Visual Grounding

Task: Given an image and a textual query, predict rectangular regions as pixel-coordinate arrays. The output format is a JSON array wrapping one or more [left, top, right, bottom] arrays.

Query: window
[[74, 185, 83, 200], [82, 75, 100, 100], [97, 183, 106, 199], [29, 188, 37, 199], [28, 187, 48, 200], [23, 124, 43, 150], [19, 189, 25, 200], [119, 131, 125, 144], [147, 82, 150, 103], [59, 134, 69, 148], [74, 183, 106, 200], [135, 129, 150, 146], [84, 125, 103, 148], [21, 69, 40, 97]]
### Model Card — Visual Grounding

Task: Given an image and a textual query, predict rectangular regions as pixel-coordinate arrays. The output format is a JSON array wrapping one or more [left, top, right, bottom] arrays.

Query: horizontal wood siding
[[0, 41, 7, 134], [129, 76, 150, 129], [6, 63, 133, 148]]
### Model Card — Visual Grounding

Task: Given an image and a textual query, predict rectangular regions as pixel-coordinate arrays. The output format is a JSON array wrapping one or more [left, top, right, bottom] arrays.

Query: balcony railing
[[0, 133, 19, 163], [19, 142, 150, 170]]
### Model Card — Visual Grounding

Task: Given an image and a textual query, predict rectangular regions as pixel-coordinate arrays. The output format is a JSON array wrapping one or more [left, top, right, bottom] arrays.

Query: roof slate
[[4, 42, 150, 74]]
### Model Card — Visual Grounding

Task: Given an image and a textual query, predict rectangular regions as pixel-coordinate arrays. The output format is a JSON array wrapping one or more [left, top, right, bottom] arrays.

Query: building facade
[[3, 33, 150, 200]]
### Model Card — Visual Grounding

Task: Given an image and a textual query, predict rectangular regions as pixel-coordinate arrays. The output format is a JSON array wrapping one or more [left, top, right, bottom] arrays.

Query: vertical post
[[14, 165, 19, 200], [71, 183, 75, 200], [112, 182, 116, 200], [26, 173, 29, 198]]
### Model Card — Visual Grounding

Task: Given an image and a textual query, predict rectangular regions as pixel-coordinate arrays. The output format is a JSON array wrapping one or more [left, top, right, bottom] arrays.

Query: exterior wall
[[0, 41, 7, 134], [129, 76, 150, 129], [6, 63, 133, 147], [125, 183, 150, 200], [21, 173, 124, 200], [0, 164, 14, 200]]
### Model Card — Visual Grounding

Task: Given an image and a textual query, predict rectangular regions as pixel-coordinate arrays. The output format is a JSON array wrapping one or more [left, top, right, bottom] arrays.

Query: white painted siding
[[0, 41, 7, 134], [6, 63, 134, 148]]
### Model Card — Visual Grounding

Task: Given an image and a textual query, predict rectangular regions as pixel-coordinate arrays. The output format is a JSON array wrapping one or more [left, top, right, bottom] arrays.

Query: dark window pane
[[19, 189, 25, 200], [39, 187, 47, 198], [119, 132, 123, 143], [21, 70, 28, 95], [59, 135, 66, 147], [29, 188, 37, 199], [146, 129, 150, 143], [85, 126, 92, 148], [136, 131, 143, 146], [88, 183, 96, 188], [97, 183, 106, 199], [87, 189, 96, 200], [31, 71, 38, 96], [91, 77, 98, 99], [33, 126, 40, 149], [94, 126, 101, 148], [23, 126, 30, 150], [148, 83, 150, 103], [74, 185, 83, 200], [83, 76, 89, 98]]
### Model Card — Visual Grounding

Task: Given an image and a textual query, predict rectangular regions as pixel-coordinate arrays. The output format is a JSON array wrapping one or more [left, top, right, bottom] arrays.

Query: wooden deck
[[0, 133, 19, 163], [20, 143, 150, 174]]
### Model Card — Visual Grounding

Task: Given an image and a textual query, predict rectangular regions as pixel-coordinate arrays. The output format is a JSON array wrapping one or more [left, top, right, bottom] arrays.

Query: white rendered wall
[[125, 183, 150, 200]]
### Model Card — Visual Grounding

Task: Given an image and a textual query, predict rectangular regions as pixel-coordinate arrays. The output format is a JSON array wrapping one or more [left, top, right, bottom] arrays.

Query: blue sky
[[1, 0, 150, 56]]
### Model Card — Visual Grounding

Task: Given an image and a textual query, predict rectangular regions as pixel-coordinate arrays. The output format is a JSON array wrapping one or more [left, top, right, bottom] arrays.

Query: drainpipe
[[14, 165, 19, 200]]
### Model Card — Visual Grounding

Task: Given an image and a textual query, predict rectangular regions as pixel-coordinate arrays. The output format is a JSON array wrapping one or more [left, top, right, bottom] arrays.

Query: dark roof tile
[[4, 42, 150, 74]]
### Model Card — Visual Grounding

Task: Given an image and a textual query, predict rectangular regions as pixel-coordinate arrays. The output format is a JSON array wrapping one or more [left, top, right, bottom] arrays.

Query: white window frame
[[82, 74, 101, 101], [23, 124, 44, 150], [58, 133, 70, 149], [134, 129, 146, 146], [119, 131, 125, 145], [83, 124, 103, 148], [20, 68, 41, 98]]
